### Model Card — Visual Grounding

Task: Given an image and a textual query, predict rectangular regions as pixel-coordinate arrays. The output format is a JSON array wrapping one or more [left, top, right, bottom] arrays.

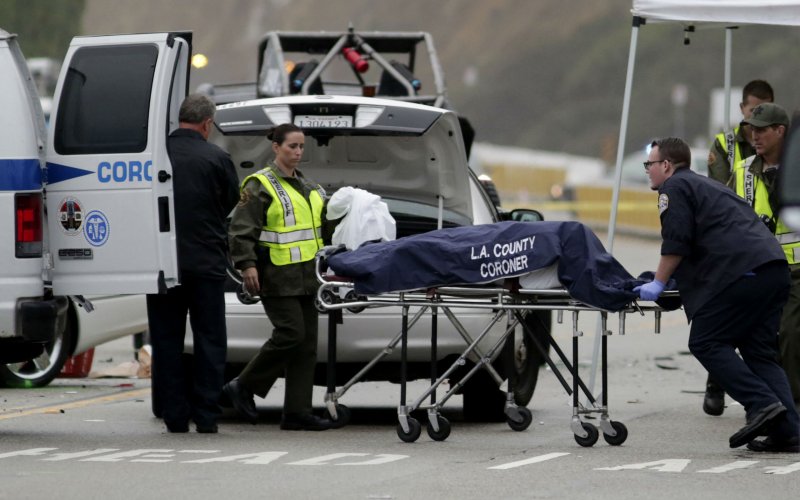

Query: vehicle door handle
[[158, 196, 170, 232], [158, 170, 172, 182]]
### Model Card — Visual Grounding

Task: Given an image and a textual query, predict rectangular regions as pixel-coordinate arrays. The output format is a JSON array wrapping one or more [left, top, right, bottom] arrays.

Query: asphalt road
[[1, 234, 798, 500]]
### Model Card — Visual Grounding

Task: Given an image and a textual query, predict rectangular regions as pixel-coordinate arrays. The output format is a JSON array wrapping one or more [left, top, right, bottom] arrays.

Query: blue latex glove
[[633, 279, 665, 301]]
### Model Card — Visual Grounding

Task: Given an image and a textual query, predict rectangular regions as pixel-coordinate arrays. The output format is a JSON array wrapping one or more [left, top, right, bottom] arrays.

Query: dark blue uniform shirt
[[659, 167, 786, 319], [168, 128, 240, 279]]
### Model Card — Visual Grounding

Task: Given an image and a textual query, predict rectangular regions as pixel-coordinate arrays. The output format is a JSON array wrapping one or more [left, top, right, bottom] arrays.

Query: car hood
[[211, 95, 473, 221]]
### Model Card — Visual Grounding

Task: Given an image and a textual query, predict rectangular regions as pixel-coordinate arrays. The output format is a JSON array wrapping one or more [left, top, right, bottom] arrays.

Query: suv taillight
[[15, 193, 43, 258]]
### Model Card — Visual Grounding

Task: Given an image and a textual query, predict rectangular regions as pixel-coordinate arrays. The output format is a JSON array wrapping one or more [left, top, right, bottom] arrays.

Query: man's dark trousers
[[148, 274, 227, 428], [689, 261, 800, 439]]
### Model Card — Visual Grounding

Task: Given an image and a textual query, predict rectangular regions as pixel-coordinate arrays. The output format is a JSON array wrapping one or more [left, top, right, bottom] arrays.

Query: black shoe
[[729, 402, 787, 448], [196, 423, 218, 434], [703, 383, 725, 416], [223, 378, 258, 424], [166, 421, 189, 433], [746, 436, 800, 453], [280, 413, 332, 431]]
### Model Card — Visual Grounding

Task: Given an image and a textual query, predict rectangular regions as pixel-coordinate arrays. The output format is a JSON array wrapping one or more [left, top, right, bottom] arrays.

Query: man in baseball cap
[[743, 102, 790, 129], [731, 102, 800, 452]]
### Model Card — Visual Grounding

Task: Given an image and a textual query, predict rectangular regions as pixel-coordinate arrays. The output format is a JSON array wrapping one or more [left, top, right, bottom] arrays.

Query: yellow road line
[[524, 201, 657, 211], [0, 387, 150, 421]]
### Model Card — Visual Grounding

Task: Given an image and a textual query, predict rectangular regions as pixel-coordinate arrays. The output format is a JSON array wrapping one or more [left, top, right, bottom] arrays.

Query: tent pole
[[606, 18, 641, 254], [587, 17, 643, 402], [724, 28, 733, 132]]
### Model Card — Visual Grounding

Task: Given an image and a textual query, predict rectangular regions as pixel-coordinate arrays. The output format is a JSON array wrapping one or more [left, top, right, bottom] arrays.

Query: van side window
[[54, 44, 158, 154]]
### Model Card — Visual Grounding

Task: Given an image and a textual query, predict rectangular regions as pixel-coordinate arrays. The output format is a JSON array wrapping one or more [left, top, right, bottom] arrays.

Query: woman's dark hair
[[268, 123, 303, 144]]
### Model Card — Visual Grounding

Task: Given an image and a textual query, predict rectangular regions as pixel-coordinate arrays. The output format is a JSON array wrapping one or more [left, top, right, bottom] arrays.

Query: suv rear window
[[54, 44, 158, 155], [385, 198, 470, 238]]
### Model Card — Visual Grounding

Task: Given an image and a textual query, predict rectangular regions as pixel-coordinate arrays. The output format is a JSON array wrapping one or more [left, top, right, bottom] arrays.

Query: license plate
[[293, 115, 353, 128]]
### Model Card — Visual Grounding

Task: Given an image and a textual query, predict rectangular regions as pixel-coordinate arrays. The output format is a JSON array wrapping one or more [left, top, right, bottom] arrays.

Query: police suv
[[0, 29, 189, 386]]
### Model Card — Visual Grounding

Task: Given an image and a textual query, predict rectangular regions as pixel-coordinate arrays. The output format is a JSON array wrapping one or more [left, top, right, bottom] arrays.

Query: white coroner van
[[0, 29, 190, 386]]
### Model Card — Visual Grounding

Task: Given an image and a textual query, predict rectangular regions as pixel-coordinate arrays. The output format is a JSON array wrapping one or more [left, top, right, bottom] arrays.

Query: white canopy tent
[[608, 0, 800, 251], [587, 0, 800, 397]]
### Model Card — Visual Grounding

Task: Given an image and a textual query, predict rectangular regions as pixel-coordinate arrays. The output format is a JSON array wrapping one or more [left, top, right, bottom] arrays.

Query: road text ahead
[[1, 448, 798, 474]]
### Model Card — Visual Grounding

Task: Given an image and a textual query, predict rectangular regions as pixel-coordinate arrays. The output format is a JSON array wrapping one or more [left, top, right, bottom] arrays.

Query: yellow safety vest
[[715, 127, 743, 173], [733, 158, 800, 264], [244, 166, 325, 266]]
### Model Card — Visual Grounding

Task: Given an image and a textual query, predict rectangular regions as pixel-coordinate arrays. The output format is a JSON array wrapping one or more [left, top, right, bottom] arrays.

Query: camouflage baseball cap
[[743, 103, 790, 128]]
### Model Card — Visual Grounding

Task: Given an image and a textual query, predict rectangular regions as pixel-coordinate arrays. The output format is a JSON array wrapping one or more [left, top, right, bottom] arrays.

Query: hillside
[[81, 0, 800, 161]]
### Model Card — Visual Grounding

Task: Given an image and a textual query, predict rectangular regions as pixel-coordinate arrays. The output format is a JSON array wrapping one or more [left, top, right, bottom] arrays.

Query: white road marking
[[596, 459, 691, 472], [697, 461, 759, 473], [0, 447, 797, 474], [337, 454, 409, 466], [183, 452, 287, 464], [132, 453, 177, 463], [0, 448, 57, 459], [488, 452, 570, 470], [288, 453, 370, 465], [764, 462, 800, 475], [82, 449, 173, 462], [42, 449, 120, 461]]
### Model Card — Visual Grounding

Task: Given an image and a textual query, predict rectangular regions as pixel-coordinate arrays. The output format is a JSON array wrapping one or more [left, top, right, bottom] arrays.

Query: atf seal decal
[[58, 196, 84, 234], [84, 210, 110, 247]]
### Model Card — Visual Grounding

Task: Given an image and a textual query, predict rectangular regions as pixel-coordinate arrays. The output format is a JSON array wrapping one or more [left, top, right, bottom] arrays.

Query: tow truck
[[200, 26, 476, 155]]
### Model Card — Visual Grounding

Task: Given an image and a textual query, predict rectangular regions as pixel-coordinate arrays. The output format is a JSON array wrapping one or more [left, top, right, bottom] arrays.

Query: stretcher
[[314, 221, 677, 445]]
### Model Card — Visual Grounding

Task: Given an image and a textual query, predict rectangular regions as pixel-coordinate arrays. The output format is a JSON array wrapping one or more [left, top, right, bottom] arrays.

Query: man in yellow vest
[[702, 80, 774, 416], [707, 80, 774, 185], [732, 103, 800, 413]]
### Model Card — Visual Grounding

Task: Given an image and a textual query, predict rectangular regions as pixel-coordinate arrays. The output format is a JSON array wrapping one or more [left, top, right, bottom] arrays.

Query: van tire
[[0, 312, 74, 388]]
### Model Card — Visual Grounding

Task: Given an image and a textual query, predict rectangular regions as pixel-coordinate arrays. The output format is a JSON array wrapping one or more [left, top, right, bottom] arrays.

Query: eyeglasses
[[643, 159, 667, 171]]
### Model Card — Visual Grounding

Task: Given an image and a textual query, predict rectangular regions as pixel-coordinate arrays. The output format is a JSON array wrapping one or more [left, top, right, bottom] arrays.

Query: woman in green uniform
[[224, 123, 332, 431]]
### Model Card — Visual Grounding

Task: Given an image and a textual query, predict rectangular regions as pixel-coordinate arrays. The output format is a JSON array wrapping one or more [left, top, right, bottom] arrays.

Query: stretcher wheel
[[344, 290, 366, 314], [602, 420, 628, 446], [574, 422, 599, 447], [324, 404, 351, 429], [397, 417, 422, 443], [426, 415, 451, 441], [506, 407, 533, 432], [315, 289, 338, 312]]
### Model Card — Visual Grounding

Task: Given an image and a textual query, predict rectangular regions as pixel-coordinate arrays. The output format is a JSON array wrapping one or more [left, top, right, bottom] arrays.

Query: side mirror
[[502, 208, 545, 222]]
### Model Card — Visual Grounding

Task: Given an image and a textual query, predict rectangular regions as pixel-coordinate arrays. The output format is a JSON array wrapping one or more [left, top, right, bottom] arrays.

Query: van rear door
[[46, 33, 190, 295], [0, 29, 50, 339]]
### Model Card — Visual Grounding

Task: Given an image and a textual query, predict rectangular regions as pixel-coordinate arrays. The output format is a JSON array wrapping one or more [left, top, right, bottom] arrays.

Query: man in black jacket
[[636, 137, 799, 452], [147, 94, 239, 433]]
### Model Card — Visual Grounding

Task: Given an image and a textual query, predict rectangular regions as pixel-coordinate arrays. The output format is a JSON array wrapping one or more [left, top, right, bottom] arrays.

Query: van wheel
[[0, 314, 74, 388]]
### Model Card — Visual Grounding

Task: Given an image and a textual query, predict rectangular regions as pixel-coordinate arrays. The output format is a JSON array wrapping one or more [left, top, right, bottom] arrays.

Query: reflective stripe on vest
[[734, 160, 799, 264], [243, 167, 324, 265], [716, 127, 742, 174]]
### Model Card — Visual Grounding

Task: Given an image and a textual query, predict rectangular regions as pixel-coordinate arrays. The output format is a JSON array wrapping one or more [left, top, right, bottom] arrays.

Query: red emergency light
[[342, 47, 369, 73]]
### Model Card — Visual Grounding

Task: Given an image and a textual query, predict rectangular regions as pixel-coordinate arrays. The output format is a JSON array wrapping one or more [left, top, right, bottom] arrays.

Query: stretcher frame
[[315, 254, 673, 445]]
